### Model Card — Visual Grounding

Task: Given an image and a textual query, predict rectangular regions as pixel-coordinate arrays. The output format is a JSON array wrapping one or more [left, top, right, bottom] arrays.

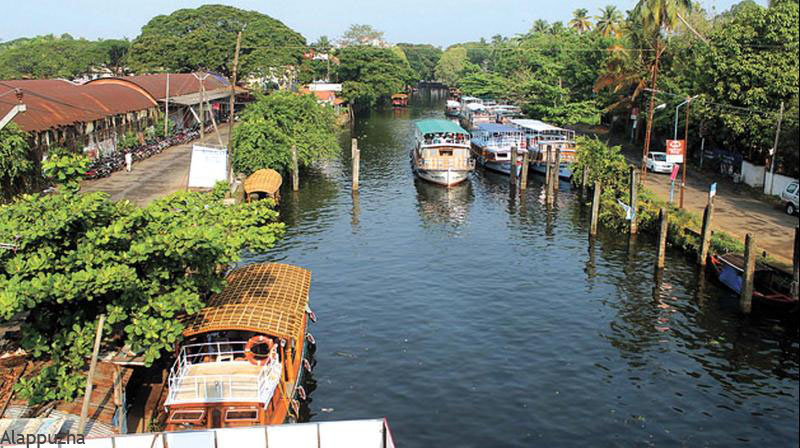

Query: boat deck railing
[[165, 341, 282, 406], [416, 158, 475, 171]]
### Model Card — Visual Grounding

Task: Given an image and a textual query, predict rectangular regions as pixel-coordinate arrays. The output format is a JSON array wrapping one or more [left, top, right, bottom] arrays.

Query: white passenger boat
[[469, 123, 526, 177], [445, 99, 461, 117], [411, 119, 475, 187], [510, 119, 577, 180], [458, 97, 493, 130]]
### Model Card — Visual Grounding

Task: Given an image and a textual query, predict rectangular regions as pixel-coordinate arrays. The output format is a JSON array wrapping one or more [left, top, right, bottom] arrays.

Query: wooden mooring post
[[740, 233, 756, 314], [291, 145, 299, 192], [629, 166, 639, 234], [552, 147, 561, 192], [580, 166, 589, 200], [791, 225, 799, 300], [698, 191, 714, 266], [351, 138, 360, 191], [520, 150, 529, 191], [509, 145, 518, 188], [656, 208, 668, 269], [590, 181, 601, 236]]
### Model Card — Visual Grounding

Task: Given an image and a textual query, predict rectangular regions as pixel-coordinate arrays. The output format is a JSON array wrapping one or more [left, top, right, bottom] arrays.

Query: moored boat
[[165, 263, 316, 430], [391, 93, 409, 107], [243, 168, 282, 203], [469, 123, 526, 177], [411, 119, 474, 187], [707, 253, 798, 312], [445, 99, 461, 117], [510, 119, 577, 180]]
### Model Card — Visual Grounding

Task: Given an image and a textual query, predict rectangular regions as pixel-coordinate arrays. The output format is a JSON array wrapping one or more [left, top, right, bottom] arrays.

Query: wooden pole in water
[[629, 166, 639, 234], [520, 150, 529, 191], [590, 181, 601, 236], [79, 314, 106, 435], [581, 166, 589, 199], [698, 191, 714, 266], [545, 147, 552, 190], [791, 225, 799, 300], [351, 138, 360, 191], [656, 208, 668, 269], [552, 147, 561, 192], [291, 145, 299, 191], [740, 233, 756, 314], [509, 145, 517, 188]]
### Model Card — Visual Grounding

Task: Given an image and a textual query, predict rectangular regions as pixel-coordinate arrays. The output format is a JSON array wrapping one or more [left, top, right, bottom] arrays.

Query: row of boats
[[411, 113, 577, 187]]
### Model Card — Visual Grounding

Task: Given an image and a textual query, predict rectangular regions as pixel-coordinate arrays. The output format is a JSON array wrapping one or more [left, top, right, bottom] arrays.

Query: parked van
[[781, 181, 799, 215]]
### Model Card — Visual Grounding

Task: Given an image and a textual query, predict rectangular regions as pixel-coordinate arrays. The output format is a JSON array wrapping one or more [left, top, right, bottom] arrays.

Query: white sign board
[[188, 144, 227, 188]]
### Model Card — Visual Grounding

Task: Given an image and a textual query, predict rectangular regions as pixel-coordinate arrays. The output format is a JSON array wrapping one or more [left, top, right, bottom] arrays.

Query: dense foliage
[[232, 92, 339, 175], [127, 5, 306, 78], [397, 43, 442, 81], [434, 47, 478, 87], [0, 189, 284, 404], [0, 123, 36, 201], [0, 34, 129, 79], [335, 46, 416, 109]]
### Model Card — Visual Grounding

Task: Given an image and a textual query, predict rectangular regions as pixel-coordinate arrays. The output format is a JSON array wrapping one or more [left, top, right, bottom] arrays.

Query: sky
[[1, 0, 768, 47]]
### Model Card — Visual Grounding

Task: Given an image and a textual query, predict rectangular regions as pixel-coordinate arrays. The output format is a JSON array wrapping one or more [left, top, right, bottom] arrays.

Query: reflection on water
[[244, 89, 798, 447]]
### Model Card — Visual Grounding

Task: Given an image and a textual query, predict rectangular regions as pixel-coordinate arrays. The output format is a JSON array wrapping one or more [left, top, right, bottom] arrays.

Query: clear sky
[[0, 0, 767, 47]]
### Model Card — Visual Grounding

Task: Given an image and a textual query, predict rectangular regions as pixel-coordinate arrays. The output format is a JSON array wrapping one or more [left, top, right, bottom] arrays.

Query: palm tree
[[569, 9, 593, 33], [633, 0, 692, 178], [595, 5, 624, 38], [531, 19, 549, 34]]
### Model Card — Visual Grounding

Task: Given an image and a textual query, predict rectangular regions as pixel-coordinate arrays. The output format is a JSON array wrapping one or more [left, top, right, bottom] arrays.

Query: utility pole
[[679, 96, 697, 209], [766, 101, 784, 197], [227, 31, 242, 182], [641, 45, 665, 183], [164, 73, 170, 137]]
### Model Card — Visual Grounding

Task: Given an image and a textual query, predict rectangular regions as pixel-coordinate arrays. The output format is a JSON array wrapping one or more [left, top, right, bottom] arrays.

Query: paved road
[[81, 125, 231, 206], [616, 138, 797, 267]]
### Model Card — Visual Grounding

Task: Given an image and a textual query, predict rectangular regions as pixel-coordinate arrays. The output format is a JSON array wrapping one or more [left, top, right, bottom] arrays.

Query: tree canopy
[[0, 123, 36, 201], [127, 4, 306, 78], [339, 24, 385, 47], [397, 43, 442, 80], [0, 187, 284, 404], [232, 92, 340, 175], [0, 34, 129, 79], [434, 47, 478, 86], [335, 45, 416, 108]]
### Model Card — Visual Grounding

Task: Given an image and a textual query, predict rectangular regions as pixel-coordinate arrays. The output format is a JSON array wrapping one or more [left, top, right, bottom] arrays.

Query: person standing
[[125, 151, 133, 173]]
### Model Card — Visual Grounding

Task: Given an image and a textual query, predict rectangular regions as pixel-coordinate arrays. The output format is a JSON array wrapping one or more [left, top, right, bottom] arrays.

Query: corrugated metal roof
[[1, 73, 232, 133]]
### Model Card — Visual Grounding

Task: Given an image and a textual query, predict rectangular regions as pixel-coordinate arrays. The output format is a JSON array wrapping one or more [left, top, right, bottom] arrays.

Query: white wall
[[741, 160, 765, 188], [764, 171, 798, 197]]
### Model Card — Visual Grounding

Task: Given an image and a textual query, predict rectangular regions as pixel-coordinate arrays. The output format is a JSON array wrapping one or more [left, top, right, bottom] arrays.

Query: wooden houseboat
[[458, 97, 492, 130], [510, 119, 577, 180], [243, 169, 282, 204], [164, 263, 316, 431], [391, 93, 409, 108], [708, 253, 798, 312], [411, 119, 474, 187], [470, 123, 526, 177]]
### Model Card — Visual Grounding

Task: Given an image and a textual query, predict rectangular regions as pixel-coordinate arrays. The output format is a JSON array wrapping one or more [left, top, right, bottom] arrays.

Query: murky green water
[[246, 89, 798, 447]]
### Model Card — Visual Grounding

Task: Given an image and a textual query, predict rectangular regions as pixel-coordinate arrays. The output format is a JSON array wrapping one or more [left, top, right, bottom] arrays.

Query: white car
[[646, 152, 675, 174], [781, 181, 799, 215]]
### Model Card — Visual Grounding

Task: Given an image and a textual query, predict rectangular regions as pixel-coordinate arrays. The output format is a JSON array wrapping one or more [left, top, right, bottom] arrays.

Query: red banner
[[665, 139, 686, 163]]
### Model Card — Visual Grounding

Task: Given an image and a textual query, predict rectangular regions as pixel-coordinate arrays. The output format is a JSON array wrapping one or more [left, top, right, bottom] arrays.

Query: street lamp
[[674, 95, 699, 140]]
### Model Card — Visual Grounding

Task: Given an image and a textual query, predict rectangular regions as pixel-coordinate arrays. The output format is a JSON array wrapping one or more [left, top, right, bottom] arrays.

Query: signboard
[[665, 139, 686, 164], [188, 144, 228, 188], [670, 164, 680, 181], [710, 182, 717, 198]]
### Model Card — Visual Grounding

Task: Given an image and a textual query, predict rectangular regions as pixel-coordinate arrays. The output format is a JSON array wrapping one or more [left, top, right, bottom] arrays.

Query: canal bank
[[244, 89, 798, 447]]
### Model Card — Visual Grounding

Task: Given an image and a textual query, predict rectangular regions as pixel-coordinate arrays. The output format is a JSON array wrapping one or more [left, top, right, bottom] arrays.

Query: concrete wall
[[764, 171, 799, 197], [741, 160, 765, 188]]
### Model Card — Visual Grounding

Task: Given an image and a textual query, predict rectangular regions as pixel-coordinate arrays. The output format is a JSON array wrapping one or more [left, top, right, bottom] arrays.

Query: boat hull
[[530, 163, 572, 179], [416, 168, 470, 186]]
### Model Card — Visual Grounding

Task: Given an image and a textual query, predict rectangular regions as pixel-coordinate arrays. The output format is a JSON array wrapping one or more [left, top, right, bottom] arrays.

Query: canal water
[[248, 89, 798, 447]]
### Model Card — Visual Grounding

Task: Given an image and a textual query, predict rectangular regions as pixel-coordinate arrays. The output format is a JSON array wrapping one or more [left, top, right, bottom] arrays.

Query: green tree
[[127, 5, 306, 78], [339, 24, 385, 47], [531, 19, 550, 34], [41, 152, 90, 193], [336, 45, 416, 108], [0, 123, 35, 201], [397, 43, 442, 80], [595, 5, 624, 38], [569, 8, 594, 33], [0, 189, 284, 404], [0, 34, 111, 79], [232, 92, 339, 175], [458, 72, 510, 98], [434, 47, 478, 86]]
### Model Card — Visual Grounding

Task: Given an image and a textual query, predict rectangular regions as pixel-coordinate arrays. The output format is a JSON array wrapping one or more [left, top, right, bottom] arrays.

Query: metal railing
[[166, 341, 282, 406]]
